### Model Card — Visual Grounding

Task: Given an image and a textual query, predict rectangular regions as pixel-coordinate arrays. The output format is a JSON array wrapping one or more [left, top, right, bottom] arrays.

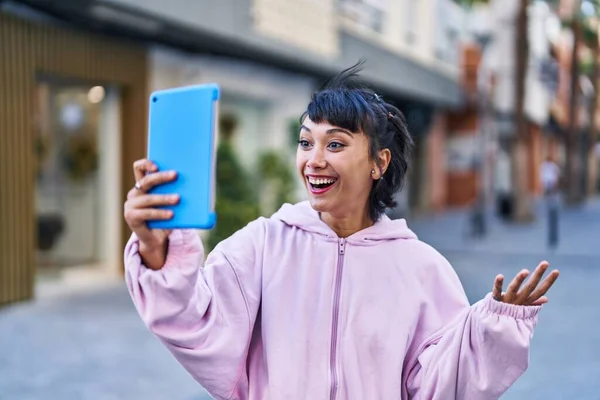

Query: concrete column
[[426, 111, 448, 212]]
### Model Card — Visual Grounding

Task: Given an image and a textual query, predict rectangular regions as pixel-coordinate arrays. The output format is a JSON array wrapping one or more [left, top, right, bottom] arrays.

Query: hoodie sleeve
[[402, 250, 542, 400], [124, 219, 265, 400]]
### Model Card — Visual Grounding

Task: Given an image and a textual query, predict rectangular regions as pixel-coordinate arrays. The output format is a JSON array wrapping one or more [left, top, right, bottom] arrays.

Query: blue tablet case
[[146, 84, 219, 230]]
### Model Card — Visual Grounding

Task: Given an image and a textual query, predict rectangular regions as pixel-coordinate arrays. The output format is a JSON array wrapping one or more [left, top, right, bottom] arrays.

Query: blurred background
[[0, 0, 599, 399]]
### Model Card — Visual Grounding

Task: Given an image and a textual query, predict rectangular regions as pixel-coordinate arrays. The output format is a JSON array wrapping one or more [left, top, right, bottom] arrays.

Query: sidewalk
[[410, 197, 600, 400], [1, 198, 598, 400], [408, 197, 600, 257], [0, 284, 213, 400]]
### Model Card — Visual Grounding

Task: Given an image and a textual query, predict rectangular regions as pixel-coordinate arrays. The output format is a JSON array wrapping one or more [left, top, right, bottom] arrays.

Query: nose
[[306, 147, 327, 170]]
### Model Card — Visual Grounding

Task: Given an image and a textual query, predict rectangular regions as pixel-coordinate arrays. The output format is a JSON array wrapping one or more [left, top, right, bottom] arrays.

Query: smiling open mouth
[[307, 176, 338, 191]]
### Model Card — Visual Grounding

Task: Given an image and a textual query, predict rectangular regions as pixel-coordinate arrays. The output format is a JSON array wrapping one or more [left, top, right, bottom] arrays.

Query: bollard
[[548, 204, 558, 248], [470, 192, 486, 238], [546, 188, 559, 248]]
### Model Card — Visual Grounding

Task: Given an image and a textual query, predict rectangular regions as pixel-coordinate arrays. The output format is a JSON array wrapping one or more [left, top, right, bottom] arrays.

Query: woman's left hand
[[492, 261, 560, 306]]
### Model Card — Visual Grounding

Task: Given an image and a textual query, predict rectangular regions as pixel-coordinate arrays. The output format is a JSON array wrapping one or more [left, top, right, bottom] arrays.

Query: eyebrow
[[300, 125, 354, 138]]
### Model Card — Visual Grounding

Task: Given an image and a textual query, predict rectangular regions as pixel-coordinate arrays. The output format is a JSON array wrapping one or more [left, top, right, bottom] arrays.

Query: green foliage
[[206, 116, 260, 251], [458, 0, 570, 10], [455, 0, 488, 5], [582, 19, 599, 47], [544, 0, 561, 9], [62, 134, 98, 181], [580, 57, 594, 76], [288, 118, 301, 150], [257, 150, 296, 214], [205, 112, 300, 250]]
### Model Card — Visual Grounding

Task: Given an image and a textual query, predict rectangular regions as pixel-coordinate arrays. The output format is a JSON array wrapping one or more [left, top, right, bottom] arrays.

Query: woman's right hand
[[124, 159, 180, 270]]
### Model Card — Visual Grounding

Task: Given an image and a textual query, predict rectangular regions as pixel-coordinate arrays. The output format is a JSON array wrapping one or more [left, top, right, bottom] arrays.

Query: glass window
[[338, 0, 387, 33]]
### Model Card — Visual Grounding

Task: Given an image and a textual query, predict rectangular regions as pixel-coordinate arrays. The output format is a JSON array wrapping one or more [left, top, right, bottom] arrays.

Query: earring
[[371, 170, 375, 174]]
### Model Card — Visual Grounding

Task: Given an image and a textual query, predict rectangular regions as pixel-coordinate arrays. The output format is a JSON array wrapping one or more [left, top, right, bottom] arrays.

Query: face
[[296, 117, 390, 220]]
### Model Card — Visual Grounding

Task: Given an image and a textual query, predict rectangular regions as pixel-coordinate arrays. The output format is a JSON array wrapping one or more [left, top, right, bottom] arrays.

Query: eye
[[328, 141, 345, 150], [297, 139, 311, 149]]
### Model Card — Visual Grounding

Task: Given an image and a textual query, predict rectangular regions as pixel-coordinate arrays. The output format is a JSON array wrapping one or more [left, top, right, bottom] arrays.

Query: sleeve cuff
[[481, 292, 543, 320], [125, 230, 203, 272], [162, 230, 203, 271]]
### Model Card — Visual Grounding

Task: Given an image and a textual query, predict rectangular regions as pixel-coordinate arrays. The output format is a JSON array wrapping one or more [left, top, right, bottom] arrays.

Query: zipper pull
[[338, 238, 345, 255]]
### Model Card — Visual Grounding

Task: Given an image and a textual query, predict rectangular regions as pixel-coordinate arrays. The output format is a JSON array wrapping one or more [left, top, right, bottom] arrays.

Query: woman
[[123, 65, 559, 400]]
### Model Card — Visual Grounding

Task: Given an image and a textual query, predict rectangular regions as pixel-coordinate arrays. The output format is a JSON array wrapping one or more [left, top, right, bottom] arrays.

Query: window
[[404, 0, 417, 44], [338, 0, 387, 33]]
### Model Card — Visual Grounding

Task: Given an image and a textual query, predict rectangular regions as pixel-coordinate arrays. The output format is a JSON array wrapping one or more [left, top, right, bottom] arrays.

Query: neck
[[320, 206, 374, 238]]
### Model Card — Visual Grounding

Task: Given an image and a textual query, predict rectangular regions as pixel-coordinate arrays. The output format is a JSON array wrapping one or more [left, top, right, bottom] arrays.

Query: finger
[[133, 159, 157, 182], [527, 270, 560, 304], [492, 274, 504, 301], [127, 187, 141, 200], [124, 208, 174, 228], [136, 170, 177, 192], [127, 194, 179, 209], [517, 261, 549, 303], [503, 269, 530, 304], [530, 296, 549, 306]]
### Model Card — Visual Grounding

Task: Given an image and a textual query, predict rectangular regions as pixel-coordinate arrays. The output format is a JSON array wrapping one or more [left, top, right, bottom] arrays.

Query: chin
[[308, 197, 328, 212], [307, 194, 340, 215]]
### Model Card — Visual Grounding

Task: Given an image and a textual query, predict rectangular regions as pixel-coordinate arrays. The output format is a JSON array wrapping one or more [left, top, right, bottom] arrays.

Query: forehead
[[302, 117, 358, 134]]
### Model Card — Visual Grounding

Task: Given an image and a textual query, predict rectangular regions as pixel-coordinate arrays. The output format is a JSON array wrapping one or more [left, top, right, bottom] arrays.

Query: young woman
[[123, 65, 559, 400]]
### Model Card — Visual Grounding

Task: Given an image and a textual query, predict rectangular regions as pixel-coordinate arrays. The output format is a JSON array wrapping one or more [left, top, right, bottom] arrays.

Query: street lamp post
[[470, 33, 492, 238]]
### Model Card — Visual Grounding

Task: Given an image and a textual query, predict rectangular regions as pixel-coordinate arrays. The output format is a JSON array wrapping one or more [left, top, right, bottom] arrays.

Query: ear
[[371, 148, 391, 180]]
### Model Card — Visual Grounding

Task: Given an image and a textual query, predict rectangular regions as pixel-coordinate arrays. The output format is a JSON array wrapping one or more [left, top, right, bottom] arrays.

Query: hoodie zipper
[[329, 238, 346, 400]]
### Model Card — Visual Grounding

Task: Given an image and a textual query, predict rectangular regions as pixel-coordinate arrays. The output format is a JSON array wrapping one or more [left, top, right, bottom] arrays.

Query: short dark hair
[[300, 61, 414, 221]]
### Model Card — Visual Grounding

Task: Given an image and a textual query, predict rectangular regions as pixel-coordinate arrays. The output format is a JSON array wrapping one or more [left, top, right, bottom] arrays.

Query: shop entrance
[[34, 78, 123, 296]]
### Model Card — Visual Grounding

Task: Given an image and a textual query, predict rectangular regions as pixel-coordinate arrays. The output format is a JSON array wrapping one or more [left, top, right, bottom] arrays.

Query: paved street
[[1, 199, 599, 399], [0, 284, 213, 400], [409, 198, 600, 400]]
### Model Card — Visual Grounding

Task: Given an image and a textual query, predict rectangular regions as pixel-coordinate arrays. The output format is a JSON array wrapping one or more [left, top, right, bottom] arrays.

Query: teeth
[[308, 177, 336, 185]]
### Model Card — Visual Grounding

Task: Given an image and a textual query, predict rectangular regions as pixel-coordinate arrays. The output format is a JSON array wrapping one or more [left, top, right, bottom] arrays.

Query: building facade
[[446, 0, 565, 212], [0, 4, 148, 306], [1, 0, 464, 305]]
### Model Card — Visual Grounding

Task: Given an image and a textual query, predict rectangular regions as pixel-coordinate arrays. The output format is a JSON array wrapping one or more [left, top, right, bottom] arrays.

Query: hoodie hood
[[271, 201, 417, 243]]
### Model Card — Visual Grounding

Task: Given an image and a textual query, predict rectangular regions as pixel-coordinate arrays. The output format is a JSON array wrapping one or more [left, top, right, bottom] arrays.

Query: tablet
[[146, 84, 219, 230]]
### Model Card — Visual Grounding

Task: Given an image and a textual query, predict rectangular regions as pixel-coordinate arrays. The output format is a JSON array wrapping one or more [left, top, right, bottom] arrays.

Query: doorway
[[34, 78, 123, 295]]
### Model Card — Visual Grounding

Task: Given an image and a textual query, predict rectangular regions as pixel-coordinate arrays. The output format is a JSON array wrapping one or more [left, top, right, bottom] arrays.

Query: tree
[[257, 150, 296, 216], [565, 0, 584, 204], [206, 114, 260, 251], [580, 3, 600, 197], [461, 0, 533, 221], [586, 33, 599, 196], [462, 0, 600, 216], [511, 0, 534, 221], [529, 0, 600, 204], [551, 0, 600, 203]]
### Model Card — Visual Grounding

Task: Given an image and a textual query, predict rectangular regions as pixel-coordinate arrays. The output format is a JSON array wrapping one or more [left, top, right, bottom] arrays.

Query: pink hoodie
[[124, 201, 542, 400]]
